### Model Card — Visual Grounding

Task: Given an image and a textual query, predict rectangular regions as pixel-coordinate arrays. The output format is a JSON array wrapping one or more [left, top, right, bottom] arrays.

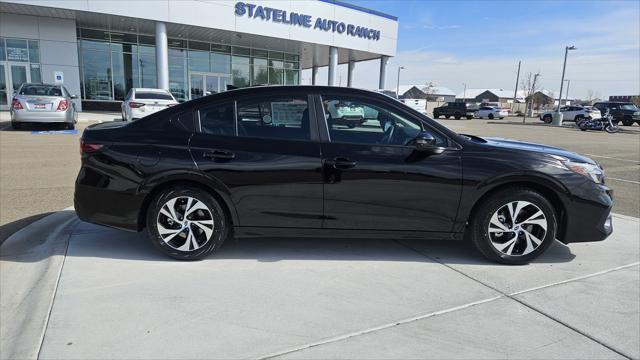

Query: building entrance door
[[0, 63, 31, 110], [189, 72, 231, 100]]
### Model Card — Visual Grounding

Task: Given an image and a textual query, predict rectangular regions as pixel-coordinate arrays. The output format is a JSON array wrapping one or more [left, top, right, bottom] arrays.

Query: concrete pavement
[[1, 211, 637, 359]]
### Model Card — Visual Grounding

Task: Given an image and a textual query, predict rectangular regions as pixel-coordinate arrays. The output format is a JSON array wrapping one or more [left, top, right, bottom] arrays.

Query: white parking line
[[607, 177, 640, 185], [585, 154, 640, 164]]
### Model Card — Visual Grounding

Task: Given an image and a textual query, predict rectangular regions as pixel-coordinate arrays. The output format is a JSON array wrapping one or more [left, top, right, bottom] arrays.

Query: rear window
[[621, 104, 639, 110], [135, 92, 174, 100], [19, 85, 62, 97]]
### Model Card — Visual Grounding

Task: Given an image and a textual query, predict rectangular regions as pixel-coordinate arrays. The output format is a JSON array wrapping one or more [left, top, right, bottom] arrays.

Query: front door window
[[10, 64, 28, 92]]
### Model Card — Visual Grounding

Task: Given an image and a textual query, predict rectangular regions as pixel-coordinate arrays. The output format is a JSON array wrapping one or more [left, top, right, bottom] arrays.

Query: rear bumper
[[11, 109, 74, 123]]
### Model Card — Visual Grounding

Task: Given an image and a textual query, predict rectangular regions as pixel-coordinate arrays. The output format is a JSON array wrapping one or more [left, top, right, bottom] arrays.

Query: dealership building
[[0, 0, 398, 111]]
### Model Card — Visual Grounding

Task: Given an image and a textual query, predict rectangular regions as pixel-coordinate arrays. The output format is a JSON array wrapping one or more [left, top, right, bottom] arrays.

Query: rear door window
[[236, 97, 310, 141], [199, 101, 236, 136]]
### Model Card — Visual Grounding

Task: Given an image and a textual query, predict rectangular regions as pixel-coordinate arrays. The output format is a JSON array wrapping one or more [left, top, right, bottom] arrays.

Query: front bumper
[[560, 183, 613, 243]]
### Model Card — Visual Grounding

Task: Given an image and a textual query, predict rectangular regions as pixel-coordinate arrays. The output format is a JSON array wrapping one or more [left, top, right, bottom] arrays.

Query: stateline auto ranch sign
[[234, 2, 382, 41]]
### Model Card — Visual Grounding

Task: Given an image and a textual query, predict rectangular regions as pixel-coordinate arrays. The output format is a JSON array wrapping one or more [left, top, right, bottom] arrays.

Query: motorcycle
[[577, 110, 619, 133]]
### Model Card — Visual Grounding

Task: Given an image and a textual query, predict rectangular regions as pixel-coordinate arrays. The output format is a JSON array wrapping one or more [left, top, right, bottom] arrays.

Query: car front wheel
[[469, 187, 557, 265], [146, 186, 229, 260], [542, 114, 552, 124]]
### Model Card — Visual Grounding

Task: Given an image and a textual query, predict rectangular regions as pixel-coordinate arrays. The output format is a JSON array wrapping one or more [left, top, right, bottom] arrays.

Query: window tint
[[135, 91, 174, 100], [199, 101, 236, 136], [320, 95, 445, 147], [236, 97, 310, 141], [171, 110, 195, 132]]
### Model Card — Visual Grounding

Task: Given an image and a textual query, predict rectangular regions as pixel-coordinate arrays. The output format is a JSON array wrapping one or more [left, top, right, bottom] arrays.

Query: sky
[[301, 0, 640, 100]]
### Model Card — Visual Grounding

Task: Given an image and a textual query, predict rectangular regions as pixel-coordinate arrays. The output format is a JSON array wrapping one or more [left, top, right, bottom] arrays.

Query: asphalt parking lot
[[1, 113, 639, 359]]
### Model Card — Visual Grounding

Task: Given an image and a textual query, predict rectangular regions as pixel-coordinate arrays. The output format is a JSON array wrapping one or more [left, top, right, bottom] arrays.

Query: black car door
[[189, 92, 323, 228], [314, 93, 462, 233]]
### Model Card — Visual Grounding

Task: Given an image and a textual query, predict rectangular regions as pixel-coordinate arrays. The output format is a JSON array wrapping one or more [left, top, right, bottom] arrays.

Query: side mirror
[[413, 132, 445, 154]]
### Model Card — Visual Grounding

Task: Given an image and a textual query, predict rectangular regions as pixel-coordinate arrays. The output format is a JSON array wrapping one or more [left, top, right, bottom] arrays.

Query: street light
[[462, 82, 467, 102], [556, 46, 576, 112], [396, 66, 405, 99]]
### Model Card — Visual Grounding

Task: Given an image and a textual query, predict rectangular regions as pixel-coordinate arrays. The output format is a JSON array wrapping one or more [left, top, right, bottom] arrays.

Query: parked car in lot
[[433, 102, 476, 119], [400, 98, 428, 114], [474, 106, 508, 119], [121, 88, 178, 122], [326, 99, 366, 128], [539, 105, 601, 124], [75, 86, 613, 265], [592, 101, 640, 126], [10, 83, 78, 130]]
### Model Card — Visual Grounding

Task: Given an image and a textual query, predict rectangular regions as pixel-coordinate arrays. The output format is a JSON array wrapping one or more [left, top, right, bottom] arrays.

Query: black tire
[[469, 187, 557, 265], [146, 186, 230, 260], [66, 122, 75, 130], [454, 113, 461, 120], [466, 115, 473, 120], [578, 121, 588, 131], [622, 117, 634, 126], [488, 113, 494, 120], [575, 115, 584, 122], [542, 114, 552, 124], [433, 113, 439, 119], [11, 122, 21, 130]]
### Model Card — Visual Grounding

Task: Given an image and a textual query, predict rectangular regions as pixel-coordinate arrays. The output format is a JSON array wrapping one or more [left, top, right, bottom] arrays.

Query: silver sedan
[[10, 83, 78, 130]]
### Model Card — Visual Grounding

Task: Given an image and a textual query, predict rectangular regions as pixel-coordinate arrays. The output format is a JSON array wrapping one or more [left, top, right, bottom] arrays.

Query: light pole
[[462, 82, 467, 102], [564, 79, 571, 103], [396, 66, 404, 99], [554, 46, 576, 125]]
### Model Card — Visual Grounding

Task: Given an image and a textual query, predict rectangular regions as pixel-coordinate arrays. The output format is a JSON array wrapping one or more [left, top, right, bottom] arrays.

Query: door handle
[[331, 157, 357, 169], [203, 150, 235, 161]]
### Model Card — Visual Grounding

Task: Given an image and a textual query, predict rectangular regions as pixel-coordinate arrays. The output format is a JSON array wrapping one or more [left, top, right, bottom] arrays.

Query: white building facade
[[0, 0, 398, 110]]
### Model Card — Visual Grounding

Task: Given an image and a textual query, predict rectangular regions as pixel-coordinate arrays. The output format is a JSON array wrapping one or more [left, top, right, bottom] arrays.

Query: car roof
[[20, 83, 60, 87]]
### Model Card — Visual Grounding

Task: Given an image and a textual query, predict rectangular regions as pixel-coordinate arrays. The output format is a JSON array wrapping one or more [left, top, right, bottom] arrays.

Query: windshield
[[136, 92, 174, 100], [621, 104, 639, 110], [19, 85, 62, 97]]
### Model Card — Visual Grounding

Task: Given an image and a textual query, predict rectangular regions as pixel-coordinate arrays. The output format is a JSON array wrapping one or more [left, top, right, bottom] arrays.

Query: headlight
[[563, 160, 605, 183], [634, 111, 640, 116]]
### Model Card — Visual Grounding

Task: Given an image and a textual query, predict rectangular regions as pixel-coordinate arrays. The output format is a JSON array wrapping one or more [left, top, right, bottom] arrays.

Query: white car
[[121, 88, 178, 121], [474, 106, 508, 119], [539, 105, 601, 123], [400, 98, 428, 114], [326, 100, 366, 128]]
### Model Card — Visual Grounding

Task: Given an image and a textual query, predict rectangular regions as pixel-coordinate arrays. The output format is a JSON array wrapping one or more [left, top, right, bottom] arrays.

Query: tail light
[[128, 102, 145, 108], [56, 99, 69, 111], [11, 98, 23, 110], [80, 139, 104, 154]]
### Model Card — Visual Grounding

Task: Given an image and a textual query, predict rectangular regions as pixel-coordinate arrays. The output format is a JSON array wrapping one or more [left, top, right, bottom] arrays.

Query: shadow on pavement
[[0, 212, 53, 245], [0, 212, 576, 265]]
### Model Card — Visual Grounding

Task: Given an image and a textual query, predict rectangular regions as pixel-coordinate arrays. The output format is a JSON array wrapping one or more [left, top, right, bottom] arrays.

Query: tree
[[585, 89, 601, 105], [520, 72, 541, 122]]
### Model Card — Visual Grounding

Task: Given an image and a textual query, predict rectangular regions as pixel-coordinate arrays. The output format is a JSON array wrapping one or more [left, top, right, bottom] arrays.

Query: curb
[[0, 210, 79, 360]]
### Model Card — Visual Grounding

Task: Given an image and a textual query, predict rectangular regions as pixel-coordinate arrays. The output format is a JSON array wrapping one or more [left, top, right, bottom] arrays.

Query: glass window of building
[[210, 52, 230, 73], [268, 67, 284, 85], [28, 40, 39, 63], [30, 64, 41, 83], [80, 40, 112, 100], [0, 38, 5, 61], [233, 46, 251, 56], [6, 39, 28, 62], [138, 46, 157, 88], [112, 51, 139, 100], [211, 43, 231, 53], [169, 48, 188, 101], [188, 50, 209, 73]]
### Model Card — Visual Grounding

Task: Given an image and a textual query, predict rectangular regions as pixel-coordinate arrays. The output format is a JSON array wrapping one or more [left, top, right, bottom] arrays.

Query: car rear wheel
[[454, 113, 461, 120], [622, 117, 634, 126], [146, 187, 230, 260], [11, 122, 21, 130], [488, 113, 494, 119], [542, 114, 552, 124], [469, 187, 557, 265]]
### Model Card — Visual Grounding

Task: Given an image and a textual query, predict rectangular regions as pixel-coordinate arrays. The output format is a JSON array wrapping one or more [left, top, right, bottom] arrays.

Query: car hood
[[482, 137, 595, 164]]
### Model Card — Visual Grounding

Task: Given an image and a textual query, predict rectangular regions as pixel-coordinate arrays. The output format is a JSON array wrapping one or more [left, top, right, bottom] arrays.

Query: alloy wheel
[[487, 201, 548, 256], [156, 196, 215, 252]]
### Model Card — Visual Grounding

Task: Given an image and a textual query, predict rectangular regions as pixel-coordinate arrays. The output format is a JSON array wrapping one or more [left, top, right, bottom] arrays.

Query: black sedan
[[74, 86, 613, 264]]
